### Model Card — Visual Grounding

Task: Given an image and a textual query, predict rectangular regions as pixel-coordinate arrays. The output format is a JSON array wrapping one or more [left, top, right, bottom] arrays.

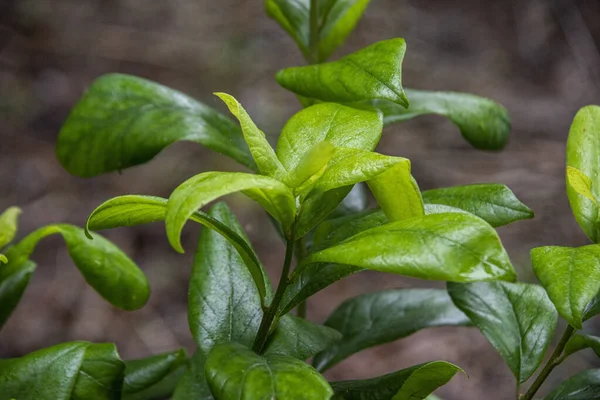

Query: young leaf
[[330, 361, 462, 400], [276, 39, 409, 107], [0, 260, 36, 329], [265, 0, 371, 62], [565, 105, 600, 242], [0, 341, 124, 399], [567, 166, 598, 204], [57, 74, 255, 177], [373, 89, 511, 150], [563, 333, 600, 359], [189, 203, 266, 353], [165, 171, 296, 253], [313, 289, 471, 371], [545, 369, 600, 400], [5, 224, 149, 311], [172, 352, 214, 400], [447, 281, 557, 383], [0, 206, 21, 249], [265, 314, 342, 361], [205, 342, 333, 399], [421, 183, 533, 228], [305, 212, 516, 282], [123, 349, 187, 400], [531, 245, 600, 329], [214, 93, 286, 179]]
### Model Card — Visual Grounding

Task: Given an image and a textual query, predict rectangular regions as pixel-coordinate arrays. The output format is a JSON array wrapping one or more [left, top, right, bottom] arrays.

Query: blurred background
[[1, 0, 600, 398]]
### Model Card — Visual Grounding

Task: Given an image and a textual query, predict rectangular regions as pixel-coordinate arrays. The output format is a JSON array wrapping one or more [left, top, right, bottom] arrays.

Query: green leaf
[[566, 105, 600, 242], [172, 352, 214, 400], [545, 369, 600, 400], [189, 202, 266, 353], [265, 0, 371, 62], [276, 39, 408, 107], [330, 361, 462, 400], [564, 333, 600, 359], [421, 184, 533, 228], [374, 89, 511, 150], [329, 183, 369, 218], [0, 206, 21, 249], [122, 349, 187, 400], [57, 74, 255, 177], [166, 171, 296, 253], [531, 245, 600, 329], [4, 224, 149, 311], [447, 281, 557, 383], [0, 259, 36, 329], [205, 342, 333, 399], [265, 315, 342, 361], [214, 93, 285, 178], [313, 288, 470, 371], [0, 341, 124, 400], [87, 195, 268, 301], [567, 166, 598, 204], [305, 212, 516, 282]]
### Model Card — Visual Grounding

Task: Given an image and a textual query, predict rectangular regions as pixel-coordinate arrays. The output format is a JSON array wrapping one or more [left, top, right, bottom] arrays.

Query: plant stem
[[308, 0, 320, 64], [295, 236, 308, 319], [520, 325, 575, 400], [252, 228, 296, 354]]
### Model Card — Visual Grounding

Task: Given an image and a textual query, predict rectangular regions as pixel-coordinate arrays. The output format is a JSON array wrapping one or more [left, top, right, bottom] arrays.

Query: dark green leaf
[[189, 203, 266, 353], [205, 342, 333, 399], [531, 245, 600, 329], [0, 206, 21, 250], [276, 39, 408, 107], [265, 0, 371, 62], [421, 184, 533, 228], [265, 315, 342, 361], [564, 333, 600, 359], [374, 89, 511, 150], [545, 369, 600, 400], [5, 224, 149, 311], [313, 288, 471, 371], [123, 349, 187, 400], [565, 105, 600, 242], [0, 260, 35, 329], [305, 212, 516, 282], [330, 361, 462, 400], [448, 281, 557, 382], [329, 183, 369, 219], [0, 341, 124, 400], [57, 74, 255, 177], [172, 352, 214, 400]]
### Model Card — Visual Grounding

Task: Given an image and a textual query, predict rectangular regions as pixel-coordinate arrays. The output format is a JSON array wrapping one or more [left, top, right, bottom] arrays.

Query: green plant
[[2, 1, 599, 399]]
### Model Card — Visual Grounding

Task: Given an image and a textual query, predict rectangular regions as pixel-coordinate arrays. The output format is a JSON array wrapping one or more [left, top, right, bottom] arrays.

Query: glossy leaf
[[205, 342, 333, 399], [265, 0, 371, 62], [215, 93, 285, 178], [4, 224, 149, 311], [448, 281, 557, 383], [265, 315, 342, 361], [0, 206, 21, 249], [564, 333, 600, 359], [0, 341, 124, 400], [166, 171, 296, 253], [276, 39, 408, 107], [57, 74, 255, 177], [87, 195, 268, 300], [0, 260, 36, 329], [531, 245, 600, 329], [305, 212, 516, 282], [189, 203, 265, 353], [313, 288, 471, 371], [565, 105, 600, 242], [545, 369, 600, 400], [421, 184, 533, 228], [330, 361, 462, 400], [172, 352, 213, 400], [123, 349, 187, 400], [374, 89, 511, 150]]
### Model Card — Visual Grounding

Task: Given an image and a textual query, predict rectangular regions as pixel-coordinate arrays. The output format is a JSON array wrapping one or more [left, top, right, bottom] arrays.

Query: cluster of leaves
[[2, 0, 600, 399]]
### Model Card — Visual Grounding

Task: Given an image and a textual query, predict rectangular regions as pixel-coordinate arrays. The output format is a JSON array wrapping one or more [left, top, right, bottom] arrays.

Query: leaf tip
[[0, 254, 7, 264]]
